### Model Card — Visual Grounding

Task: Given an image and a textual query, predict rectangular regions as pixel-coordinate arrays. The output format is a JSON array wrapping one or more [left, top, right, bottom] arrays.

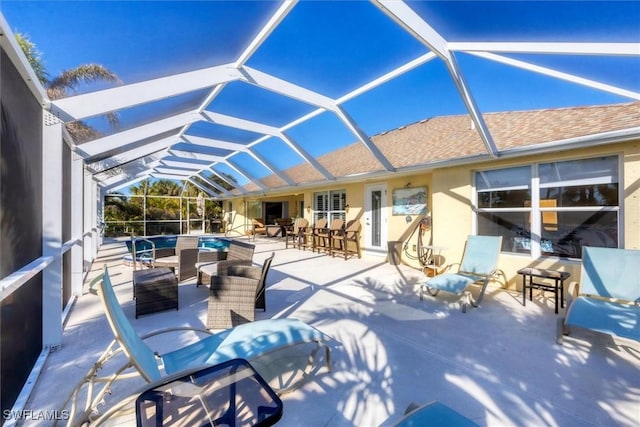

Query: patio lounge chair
[[61, 265, 332, 426], [207, 252, 275, 329], [389, 401, 479, 427], [152, 235, 200, 282], [420, 235, 502, 312], [557, 246, 640, 344], [252, 218, 267, 236], [196, 239, 255, 287]]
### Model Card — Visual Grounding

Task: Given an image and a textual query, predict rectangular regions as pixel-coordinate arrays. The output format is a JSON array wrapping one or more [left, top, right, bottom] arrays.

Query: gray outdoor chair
[[153, 235, 200, 282], [196, 239, 256, 287], [207, 252, 275, 329]]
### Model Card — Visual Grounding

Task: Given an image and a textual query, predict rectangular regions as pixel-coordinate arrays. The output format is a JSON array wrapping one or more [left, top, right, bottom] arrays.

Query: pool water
[[123, 235, 230, 265]]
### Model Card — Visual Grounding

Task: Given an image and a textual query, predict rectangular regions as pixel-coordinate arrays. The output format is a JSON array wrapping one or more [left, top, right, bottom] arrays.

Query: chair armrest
[[566, 281, 580, 308], [198, 251, 228, 263], [227, 265, 261, 281], [217, 259, 253, 276]]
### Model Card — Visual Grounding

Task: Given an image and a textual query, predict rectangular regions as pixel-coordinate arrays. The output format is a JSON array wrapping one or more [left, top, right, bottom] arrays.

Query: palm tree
[[16, 32, 120, 141]]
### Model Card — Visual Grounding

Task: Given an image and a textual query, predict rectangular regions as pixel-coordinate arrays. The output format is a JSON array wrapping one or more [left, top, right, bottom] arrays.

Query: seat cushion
[[161, 318, 330, 375], [566, 296, 640, 341], [424, 272, 483, 295]]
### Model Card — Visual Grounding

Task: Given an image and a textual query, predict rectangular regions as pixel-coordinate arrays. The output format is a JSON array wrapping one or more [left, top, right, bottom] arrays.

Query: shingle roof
[[259, 101, 640, 189]]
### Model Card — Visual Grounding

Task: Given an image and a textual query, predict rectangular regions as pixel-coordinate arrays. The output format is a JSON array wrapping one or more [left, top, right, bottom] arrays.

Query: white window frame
[[474, 155, 621, 259]]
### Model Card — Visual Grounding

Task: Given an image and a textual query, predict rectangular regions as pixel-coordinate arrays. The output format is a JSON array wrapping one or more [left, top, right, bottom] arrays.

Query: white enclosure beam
[[376, 0, 499, 157], [280, 133, 335, 181], [449, 42, 640, 56], [161, 159, 211, 170], [150, 173, 189, 181], [224, 159, 267, 190], [338, 52, 438, 104], [104, 175, 149, 193], [170, 151, 227, 163], [77, 111, 201, 159], [154, 167, 195, 176], [50, 64, 243, 121], [99, 167, 154, 187], [207, 167, 243, 193], [202, 111, 281, 136], [469, 51, 640, 100], [334, 106, 395, 171], [193, 174, 233, 197], [86, 135, 178, 172], [240, 66, 336, 110], [187, 178, 218, 197], [245, 149, 296, 186], [182, 135, 250, 152], [235, 0, 297, 67], [375, 0, 451, 61]]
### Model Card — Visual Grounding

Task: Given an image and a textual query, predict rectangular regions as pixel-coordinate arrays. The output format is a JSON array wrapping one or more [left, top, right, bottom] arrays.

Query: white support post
[[83, 171, 94, 266], [42, 112, 63, 350], [70, 154, 84, 295], [93, 182, 101, 257]]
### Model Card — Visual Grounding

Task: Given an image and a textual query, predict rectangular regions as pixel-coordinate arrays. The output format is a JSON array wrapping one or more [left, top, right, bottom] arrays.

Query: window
[[475, 156, 619, 258], [314, 190, 346, 223], [245, 200, 262, 220]]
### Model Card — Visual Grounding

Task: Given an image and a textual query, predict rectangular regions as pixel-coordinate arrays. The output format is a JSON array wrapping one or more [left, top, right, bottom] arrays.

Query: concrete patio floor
[[22, 236, 640, 426]]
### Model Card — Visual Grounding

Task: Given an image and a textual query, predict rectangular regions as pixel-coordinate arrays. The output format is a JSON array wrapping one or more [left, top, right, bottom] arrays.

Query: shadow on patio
[[23, 237, 640, 427]]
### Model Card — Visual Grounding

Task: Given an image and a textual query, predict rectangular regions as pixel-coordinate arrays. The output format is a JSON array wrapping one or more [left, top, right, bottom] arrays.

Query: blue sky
[[2, 1, 639, 189]]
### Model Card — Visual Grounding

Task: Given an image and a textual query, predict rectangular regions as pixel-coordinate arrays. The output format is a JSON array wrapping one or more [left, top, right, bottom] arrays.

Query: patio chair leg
[[556, 317, 569, 345]]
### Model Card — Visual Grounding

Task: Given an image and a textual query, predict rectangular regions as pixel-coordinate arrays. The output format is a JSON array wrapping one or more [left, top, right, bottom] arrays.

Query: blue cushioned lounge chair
[[389, 401, 479, 427], [420, 235, 502, 312], [61, 266, 332, 426], [558, 246, 640, 344]]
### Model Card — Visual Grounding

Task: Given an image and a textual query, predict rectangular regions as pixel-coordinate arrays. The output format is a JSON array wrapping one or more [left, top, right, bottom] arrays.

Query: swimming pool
[[123, 235, 231, 265]]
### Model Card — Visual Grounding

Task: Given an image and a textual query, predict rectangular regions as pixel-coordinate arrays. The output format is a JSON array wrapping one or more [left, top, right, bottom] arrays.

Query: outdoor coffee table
[[135, 358, 282, 426], [518, 267, 570, 314]]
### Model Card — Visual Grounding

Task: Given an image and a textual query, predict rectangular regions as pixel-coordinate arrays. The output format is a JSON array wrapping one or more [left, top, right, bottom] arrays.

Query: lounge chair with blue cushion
[[557, 246, 640, 344], [420, 235, 502, 312], [61, 265, 332, 426], [389, 401, 479, 427]]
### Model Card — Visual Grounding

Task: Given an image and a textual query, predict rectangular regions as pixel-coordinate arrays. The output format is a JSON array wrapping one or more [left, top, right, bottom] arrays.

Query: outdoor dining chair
[[285, 218, 309, 249]]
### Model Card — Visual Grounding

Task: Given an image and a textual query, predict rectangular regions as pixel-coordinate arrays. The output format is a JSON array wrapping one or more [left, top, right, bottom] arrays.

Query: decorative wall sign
[[392, 187, 427, 215]]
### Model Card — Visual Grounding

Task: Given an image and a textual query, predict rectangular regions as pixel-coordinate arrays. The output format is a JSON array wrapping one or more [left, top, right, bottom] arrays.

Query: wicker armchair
[[207, 252, 275, 329], [153, 235, 200, 282], [196, 239, 255, 287]]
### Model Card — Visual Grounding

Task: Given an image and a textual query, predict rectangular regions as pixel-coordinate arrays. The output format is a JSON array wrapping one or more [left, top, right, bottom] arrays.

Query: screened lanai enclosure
[[0, 0, 639, 421]]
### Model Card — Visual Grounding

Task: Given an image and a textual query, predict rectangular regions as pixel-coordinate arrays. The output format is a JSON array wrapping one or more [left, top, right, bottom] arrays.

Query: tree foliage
[[15, 32, 120, 141]]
